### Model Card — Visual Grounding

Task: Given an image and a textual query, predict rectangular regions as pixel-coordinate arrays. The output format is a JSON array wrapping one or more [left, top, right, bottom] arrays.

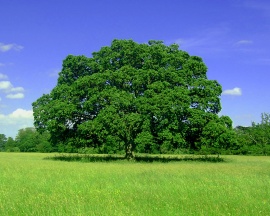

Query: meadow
[[0, 153, 269, 216]]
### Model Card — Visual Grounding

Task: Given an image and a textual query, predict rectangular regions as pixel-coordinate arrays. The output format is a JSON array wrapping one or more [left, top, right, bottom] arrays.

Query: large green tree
[[33, 39, 235, 158]]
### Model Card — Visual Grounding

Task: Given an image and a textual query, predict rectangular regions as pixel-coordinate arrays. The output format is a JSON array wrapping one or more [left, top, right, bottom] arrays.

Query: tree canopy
[[32, 39, 236, 158]]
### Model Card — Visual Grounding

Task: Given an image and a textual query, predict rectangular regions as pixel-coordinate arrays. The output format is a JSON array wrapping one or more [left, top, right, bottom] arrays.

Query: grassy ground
[[0, 153, 269, 216]]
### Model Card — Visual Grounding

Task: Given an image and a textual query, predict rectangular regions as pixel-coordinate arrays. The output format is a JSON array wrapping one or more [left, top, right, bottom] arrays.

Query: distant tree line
[[232, 113, 270, 155], [0, 128, 52, 153]]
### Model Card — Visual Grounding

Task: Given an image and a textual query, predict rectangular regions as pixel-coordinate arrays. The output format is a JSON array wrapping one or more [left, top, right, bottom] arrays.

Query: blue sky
[[0, 0, 269, 138]]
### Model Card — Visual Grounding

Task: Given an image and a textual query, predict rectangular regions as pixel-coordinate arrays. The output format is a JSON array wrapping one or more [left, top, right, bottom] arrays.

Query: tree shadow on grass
[[44, 154, 225, 163]]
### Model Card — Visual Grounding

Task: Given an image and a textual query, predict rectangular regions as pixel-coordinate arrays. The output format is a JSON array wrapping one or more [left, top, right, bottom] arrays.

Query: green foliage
[[0, 134, 7, 151], [234, 113, 270, 155], [15, 128, 39, 152], [200, 115, 236, 153], [6, 146, 20, 152], [1, 128, 53, 153], [77, 147, 99, 154], [32, 39, 235, 157], [0, 135, 17, 152]]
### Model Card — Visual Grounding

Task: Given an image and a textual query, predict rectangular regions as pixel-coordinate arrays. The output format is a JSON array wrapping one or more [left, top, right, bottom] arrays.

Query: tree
[[200, 115, 236, 155], [14, 127, 53, 152], [15, 128, 38, 152], [32, 39, 235, 159], [5, 137, 18, 152], [234, 113, 270, 155], [35, 131, 53, 153], [0, 134, 7, 151]]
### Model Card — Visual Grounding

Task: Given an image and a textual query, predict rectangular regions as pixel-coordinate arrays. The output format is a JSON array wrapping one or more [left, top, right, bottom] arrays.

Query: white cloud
[[48, 68, 60, 77], [0, 81, 12, 91], [257, 58, 270, 65], [0, 109, 34, 138], [8, 109, 33, 119], [244, 1, 270, 17], [171, 26, 232, 54], [0, 62, 13, 67], [222, 87, 242, 96], [234, 40, 253, 45], [0, 80, 24, 99], [10, 87, 24, 92], [0, 42, 23, 52], [0, 73, 8, 79], [175, 38, 208, 49], [6, 93, 24, 99]]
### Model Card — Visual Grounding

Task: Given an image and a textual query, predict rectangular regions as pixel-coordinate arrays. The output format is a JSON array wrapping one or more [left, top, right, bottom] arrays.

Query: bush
[[6, 147, 20, 152], [77, 147, 99, 154]]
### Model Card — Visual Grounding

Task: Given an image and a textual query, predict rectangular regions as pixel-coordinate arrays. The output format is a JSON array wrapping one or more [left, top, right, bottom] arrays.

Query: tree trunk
[[125, 143, 134, 160]]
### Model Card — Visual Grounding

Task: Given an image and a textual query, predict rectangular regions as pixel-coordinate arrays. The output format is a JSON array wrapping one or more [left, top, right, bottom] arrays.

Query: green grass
[[0, 153, 269, 215]]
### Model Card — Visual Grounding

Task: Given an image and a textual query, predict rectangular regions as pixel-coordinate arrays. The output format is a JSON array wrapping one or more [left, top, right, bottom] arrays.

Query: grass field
[[0, 153, 269, 216]]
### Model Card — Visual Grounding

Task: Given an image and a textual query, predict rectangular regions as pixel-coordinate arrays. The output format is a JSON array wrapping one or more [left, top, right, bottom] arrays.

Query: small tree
[[235, 113, 270, 155], [4, 137, 16, 152], [0, 134, 7, 151], [14, 127, 53, 152]]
